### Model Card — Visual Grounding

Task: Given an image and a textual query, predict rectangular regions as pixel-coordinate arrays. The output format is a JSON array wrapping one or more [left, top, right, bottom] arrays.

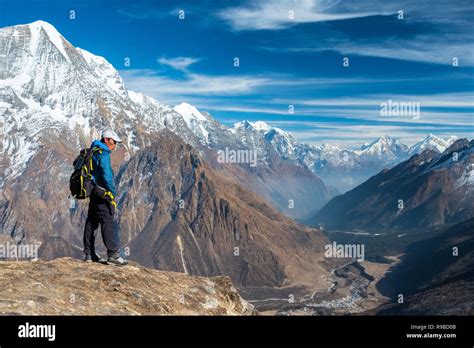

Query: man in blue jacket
[[83, 128, 128, 266]]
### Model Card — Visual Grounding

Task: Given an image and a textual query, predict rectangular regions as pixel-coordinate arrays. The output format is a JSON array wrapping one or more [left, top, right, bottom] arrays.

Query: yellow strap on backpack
[[104, 191, 116, 208], [90, 147, 102, 171]]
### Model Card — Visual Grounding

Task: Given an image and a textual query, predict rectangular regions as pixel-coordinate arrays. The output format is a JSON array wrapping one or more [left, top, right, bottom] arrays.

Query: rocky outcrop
[[0, 257, 256, 315]]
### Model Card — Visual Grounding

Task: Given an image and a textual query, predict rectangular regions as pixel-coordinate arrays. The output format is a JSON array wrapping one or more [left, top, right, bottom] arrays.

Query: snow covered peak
[[173, 103, 208, 123], [356, 135, 408, 158], [232, 120, 250, 131], [359, 135, 396, 151], [232, 120, 272, 133], [27, 20, 69, 61], [0, 20, 77, 94], [252, 121, 272, 132], [409, 134, 459, 155], [172, 103, 211, 144]]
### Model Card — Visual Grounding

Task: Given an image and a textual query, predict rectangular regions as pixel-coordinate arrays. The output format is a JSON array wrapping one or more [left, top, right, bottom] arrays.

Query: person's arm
[[98, 152, 117, 197]]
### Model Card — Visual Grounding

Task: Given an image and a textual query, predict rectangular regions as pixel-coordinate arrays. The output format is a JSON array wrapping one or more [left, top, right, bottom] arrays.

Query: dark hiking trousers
[[83, 195, 119, 257]]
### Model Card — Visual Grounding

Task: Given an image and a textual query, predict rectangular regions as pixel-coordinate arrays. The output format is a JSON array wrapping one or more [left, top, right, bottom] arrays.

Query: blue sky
[[1, 0, 473, 147]]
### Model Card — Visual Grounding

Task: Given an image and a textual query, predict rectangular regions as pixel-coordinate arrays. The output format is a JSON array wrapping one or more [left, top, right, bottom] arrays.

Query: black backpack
[[69, 147, 102, 199]]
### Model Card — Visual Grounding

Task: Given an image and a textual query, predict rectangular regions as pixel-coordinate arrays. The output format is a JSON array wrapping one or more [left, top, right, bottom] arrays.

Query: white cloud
[[225, 1, 474, 65], [120, 68, 402, 104], [216, 0, 386, 31], [331, 35, 474, 66], [157, 56, 202, 72], [121, 69, 271, 102]]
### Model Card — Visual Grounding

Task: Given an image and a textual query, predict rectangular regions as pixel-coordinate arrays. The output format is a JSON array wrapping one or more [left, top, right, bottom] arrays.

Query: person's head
[[101, 128, 122, 151]]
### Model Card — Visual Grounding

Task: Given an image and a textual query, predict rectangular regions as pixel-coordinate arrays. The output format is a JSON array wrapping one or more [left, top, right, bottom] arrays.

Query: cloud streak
[[216, 0, 389, 31], [157, 56, 202, 72]]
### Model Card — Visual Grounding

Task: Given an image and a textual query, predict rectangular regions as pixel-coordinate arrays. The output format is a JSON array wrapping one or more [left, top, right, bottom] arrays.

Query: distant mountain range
[[312, 139, 474, 231], [228, 121, 460, 193]]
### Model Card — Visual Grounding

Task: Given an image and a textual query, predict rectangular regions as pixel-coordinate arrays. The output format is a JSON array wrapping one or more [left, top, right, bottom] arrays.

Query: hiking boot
[[107, 252, 128, 266], [84, 252, 106, 263]]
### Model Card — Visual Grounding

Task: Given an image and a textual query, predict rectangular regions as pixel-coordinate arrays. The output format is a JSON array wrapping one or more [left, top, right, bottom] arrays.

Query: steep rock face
[[312, 139, 474, 231], [0, 258, 256, 315], [115, 131, 330, 292]]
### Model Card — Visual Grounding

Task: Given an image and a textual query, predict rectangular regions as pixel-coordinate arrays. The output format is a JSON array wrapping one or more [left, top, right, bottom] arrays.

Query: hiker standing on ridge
[[83, 128, 128, 266]]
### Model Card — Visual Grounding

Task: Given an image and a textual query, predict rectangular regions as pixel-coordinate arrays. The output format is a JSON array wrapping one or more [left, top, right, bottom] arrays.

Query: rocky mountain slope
[[375, 218, 474, 315], [312, 139, 474, 231], [0, 257, 256, 315], [114, 131, 330, 292]]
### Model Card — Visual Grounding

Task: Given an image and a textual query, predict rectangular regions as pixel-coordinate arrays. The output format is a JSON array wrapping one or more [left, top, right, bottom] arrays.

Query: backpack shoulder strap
[[88, 146, 103, 171], [92, 146, 103, 154]]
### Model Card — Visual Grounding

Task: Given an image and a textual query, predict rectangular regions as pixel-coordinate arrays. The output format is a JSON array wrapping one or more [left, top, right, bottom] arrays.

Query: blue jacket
[[90, 140, 116, 197]]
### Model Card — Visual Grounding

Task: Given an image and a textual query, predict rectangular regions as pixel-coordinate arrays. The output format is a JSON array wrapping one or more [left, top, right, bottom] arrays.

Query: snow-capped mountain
[[408, 134, 458, 156], [0, 20, 205, 179], [355, 135, 409, 160], [229, 120, 300, 166], [173, 102, 212, 145]]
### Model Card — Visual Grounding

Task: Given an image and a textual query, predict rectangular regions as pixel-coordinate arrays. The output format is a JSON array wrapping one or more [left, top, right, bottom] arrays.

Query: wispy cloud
[[217, 0, 473, 31], [121, 66, 407, 104], [157, 56, 202, 72], [120, 69, 271, 102], [315, 35, 474, 66], [216, 0, 388, 31], [229, 0, 474, 65]]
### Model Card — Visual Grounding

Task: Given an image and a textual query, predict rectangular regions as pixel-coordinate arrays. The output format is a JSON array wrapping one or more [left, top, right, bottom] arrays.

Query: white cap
[[102, 128, 122, 143]]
